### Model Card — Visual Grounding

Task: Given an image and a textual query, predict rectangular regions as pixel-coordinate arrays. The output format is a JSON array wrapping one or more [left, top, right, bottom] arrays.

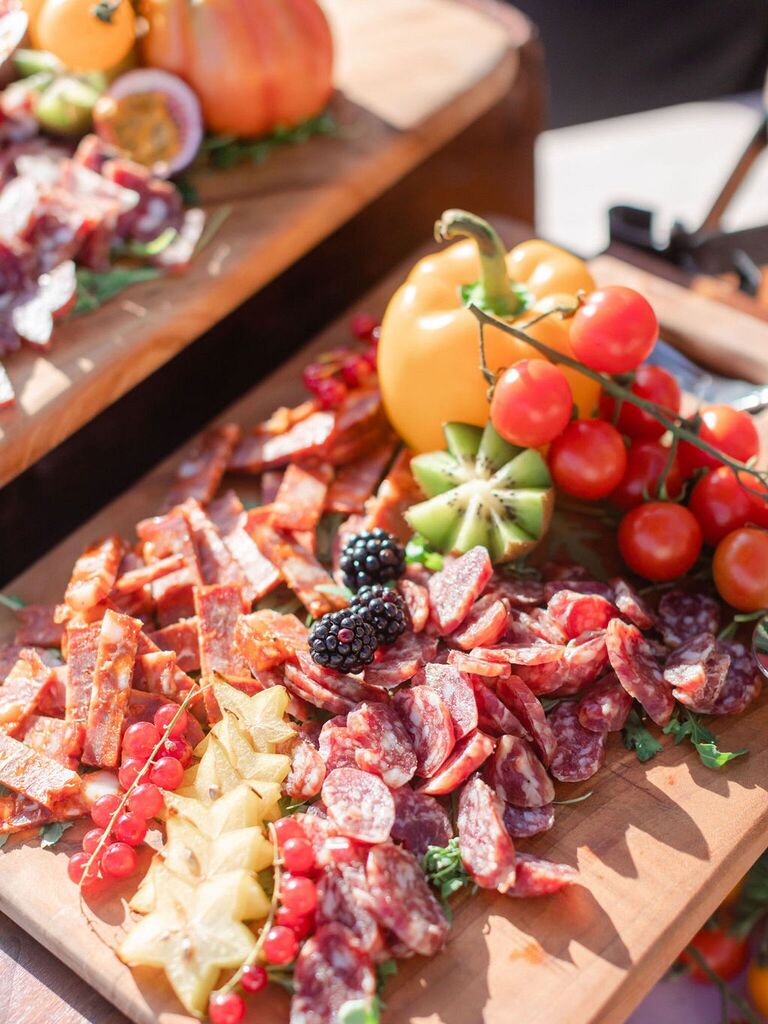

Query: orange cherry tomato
[[548, 419, 627, 500], [747, 960, 768, 1016], [713, 527, 768, 611], [490, 359, 573, 449], [35, 0, 136, 72], [681, 926, 749, 984], [618, 502, 702, 581], [678, 404, 760, 475]]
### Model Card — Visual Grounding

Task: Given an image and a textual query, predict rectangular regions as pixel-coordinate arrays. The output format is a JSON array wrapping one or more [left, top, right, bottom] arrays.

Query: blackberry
[[350, 585, 407, 646], [309, 609, 378, 673], [340, 528, 405, 591]]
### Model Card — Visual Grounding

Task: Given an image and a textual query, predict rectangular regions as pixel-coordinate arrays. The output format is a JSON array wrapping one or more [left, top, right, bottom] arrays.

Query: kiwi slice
[[406, 421, 554, 563]]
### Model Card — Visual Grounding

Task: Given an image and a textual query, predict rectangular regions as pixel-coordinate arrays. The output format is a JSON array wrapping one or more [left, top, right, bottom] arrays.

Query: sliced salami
[[419, 663, 478, 740], [290, 923, 376, 1024], [296, 651, 377, 706], [548, 631, 610, 697], [548, 701, 607, 782], [663, 633, 730, 713], [283, 663, 354, 717], [610, 577, 655, 630], [506, 608, 568, 646], [547, 589, 616, 639], [485, 735, 554, 807], [470, 677, 530, 739], [542, 560, 592, 582], [471, 642, 565, 667], [710, 640, 762, 715], [657, 590, 721, 648], [14, 604, 64, 648], [450, 595, 509, 650], [347, 702, 417, 788], [502, 802, 555, 839], [322, 767, 395, 844], [315, 864, 384, 960], [363, 631, 438, 688], [365, 842, 450, 956], [285, 738, 326, 800], [417, 729, 496, 796], [318, 716, 363, 772], [496, 675, 557, 765], [606, 618, 675, 726], [428, 546, 493, 635], [487, 576, 546, 608], [391, 786, 453, 857], [398, 578, 429, 633], [457, 774, 516, 892], [577, 672, 633, 732], [447, 650, 511, 678], [393, 686, 455, 778], [543, 578, 614, 602], [504, 852, 578, 898]]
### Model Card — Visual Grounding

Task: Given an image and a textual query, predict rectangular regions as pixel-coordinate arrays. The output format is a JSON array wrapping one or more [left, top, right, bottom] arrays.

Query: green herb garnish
[[622, 709, 663, 763], [663, 709, 747, 769], [39, 821, 74, 848], [405, 534, 443, 572]]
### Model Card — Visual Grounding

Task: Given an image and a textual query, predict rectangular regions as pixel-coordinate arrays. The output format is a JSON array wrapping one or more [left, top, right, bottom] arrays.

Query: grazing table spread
[[1, 220, 768, 1024]]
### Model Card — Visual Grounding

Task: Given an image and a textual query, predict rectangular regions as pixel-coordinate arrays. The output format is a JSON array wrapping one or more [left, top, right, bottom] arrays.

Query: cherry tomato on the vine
[[599, 364, 681, 440], [548, 419, 627, 500], [687, 467, 764, 546], [712, 527, 768, 612], [680, 925, 749, 984], [610, 439, 683, 511], [490, 358, 573, 448], [618, 502, 702, 581], [570, 286, 658, 374], [678, 404, 760, 475], [747, 960, 768, 1016]]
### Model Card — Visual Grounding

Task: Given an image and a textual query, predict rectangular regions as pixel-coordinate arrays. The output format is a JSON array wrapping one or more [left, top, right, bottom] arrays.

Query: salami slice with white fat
[[457, 774, 516, 892], [363, 631, 438, 688], [548, 700, 607, 782], [296, 651, 377, 706], [398, 578, 430, 633], [428, 546, 493, 634], [470, 677, 530, 738], [710, 640, 762, 715], [393, 685, 455, 778], [419, 662, 478, 740], [347, 702, 417, 788], [416, 729, 496, 796], [504, 852, 578, 898], [550, 631, 610, 696], [366, 842, 450, 956], [471, 642, 564, 667], [657, 590, 721, 647], [606, 618, 674, 725], [507, 608, 568, 645], [610, 577, 655, 630], [503, 802, 555, 838], [318, 716, 363, 772], [447, 650, 511, 678], [283, 663, 354, 716], [496, 674, 557, 765], [391, 786, 453, 857], [450, 595, 509, 650], [322, 767, 395, 844], [546, 590, 617, 639], [285, 738, 326, 800], [663, 633, 730, 713], [487, 576, 545, 608], [543, 579, 614, 602], [290, 923, 376, 1024], [577, 672, 633, 732], [485, 735, 554, 807], [315, 864, 384, 960]]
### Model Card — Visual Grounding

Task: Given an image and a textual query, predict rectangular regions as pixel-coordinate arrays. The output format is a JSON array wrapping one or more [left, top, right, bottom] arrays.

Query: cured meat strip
[[657, 590, 721, 648], [252, 525, 346, 619], [0, 643, 31, 680], [606, 618, 674, 726], [20, 715, 78, 769], [207, 490, 281, 601], [485, 735, 555, 807], [138, 509, 202, 626], [229, 410, 336, 473], [272, 463, 333, 533], [451, 595, 509, 650], [393, 686, 455, 778], [194, 584, 249, 722], [548, 701, 607, 783], [148, 618, 200, 672], [471, 677, 529, 738], [322, 390, 388, 466], [322, 767, 395, 844], [503, 802, 555, 839], [181, 498, 248, 592], [428, 547, 493, 635], [420, 663, 478, 740], [711, 640, 762, 715], [663, 634, 730, 713], [496, 675, 557, 765], [260, 471, 283, 505], [290, 923, 376, 1024], [546, 590, 616, 639], [65, 622, 100, 752], [363, 631, 439, 689], [64, 536, 124, 612], [610, 577, 655, 630], [82, 610, 142, 767], [504, 852, 578, 898], [163, 423, 241, 509], [235, 610, 309, 673], [315, 862, 384, 959], [364, 448, 423, 543], [0, 649, 56, 735], [112, 554, 185, 594], [417, 729, 496, 796], [347, 700, 419, 788], [285, 738, 326, 800], [507, 607, 567, 645], [136, 650, 196, 703], [325, 438, 397, 514], [391, 787, 452, 857], [458, 775, 516, 892], [577, 672, 633, 732], [14, 604, 64, 647], [0, 730, 81, 809], [366, 843, 450, 956], [258, 400, 321, 437]]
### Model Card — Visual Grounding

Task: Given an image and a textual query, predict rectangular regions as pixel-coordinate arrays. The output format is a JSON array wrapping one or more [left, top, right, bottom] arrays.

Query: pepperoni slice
[[471, 643, 564, 667], [322, 767, 395, 844], [486, 576, 545, 608], [391, 786, 453, 857], [451, 595, 509, 650], [657, 590, 721, 648], [363, 631, 438, 688], [548, 701, 607, 782], [577, 672, 633, 732], [457, 774, 516, 892], [428, 546, 493, 635], [496, 675, 557, 765], [663, 634, 730, 713], [416, 729, 496, 796], [502, 802, 555, 838], [290, 923, 376, 1024], [285, 738, 326, 800], [315, 864, 384, 959], [470, 677, 530, 738], [606, 618, 674, 726], [398, 578, 430, 633], [366, 843, 450, 956], [296, 651, 377, 706], [610, 577, 655, 630], [504, 852, 578, 898], [318, 716, 362, 772], [419, 663, 478, 740], [546, 590, 617, 639], [447, 650, 512, 678], [347, 702, 417, 788], [710, 640, 762, 715], [485, 735, 554, 808], [508, 608, 568, 645], [393, 686, 455, 778]]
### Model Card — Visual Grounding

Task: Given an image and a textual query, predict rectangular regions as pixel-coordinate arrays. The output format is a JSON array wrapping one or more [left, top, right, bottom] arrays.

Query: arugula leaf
[[0, 834, 8, 850], [125, 227, 178, 258], [0, 784, 12, 797], [554, 790, 593, 806], [0, 593, 25, 611], [75, 266, 163, 314], [200, 111, 337, 170], [339, 997, 381, 1024], [265, 966, 295, 994], [316, 583, 354, 600], [663, 709, 747, 770], [422, 837, 474, 911], [622, 709, 663, 763], [405, 534, 443, 572], [39, 821, 74, 848], [375, 959, 397, 996]]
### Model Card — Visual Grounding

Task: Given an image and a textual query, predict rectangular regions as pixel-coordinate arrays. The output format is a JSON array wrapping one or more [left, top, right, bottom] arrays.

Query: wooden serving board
[[0, 0, 520, 491], [2, 242, 768, 1024]]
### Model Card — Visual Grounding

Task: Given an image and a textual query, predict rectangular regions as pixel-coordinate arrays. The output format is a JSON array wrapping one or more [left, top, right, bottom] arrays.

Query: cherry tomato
[[490, 359, 573, 448], [599, 364, 681, 440], [273, 817, 307, 846], [101, 841, 137, 879], [240, 963, 268, 994], [681, 925, 748, 983], [208, 992, 246, 1024], [713, 527, 768, 611], [149, 756, 184, 791], [91, 793, 121, 829], [678, 405, 760, 475], [618, 502, 703, 581], [263, 925, 298, 965], [610, 440, 683, 511], [548, 419, 627, 500], [281, 875, 318, 915], [570, 286, 657, 373], [153, 704, 188, 739], [118, 757, 145, 791], [113, 812, 147, 847], [122, 721, 159, 761], [688, 467, 759, 545], [281, 836, 315, 875], [35, 0, 136, 72], [747, 960, 768, 1016], [82, 828, 107, 855], [127, 782, 164, 820]]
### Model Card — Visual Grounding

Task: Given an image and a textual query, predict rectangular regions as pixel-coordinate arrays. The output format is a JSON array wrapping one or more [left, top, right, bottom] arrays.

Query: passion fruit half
[[92, 68, 202, 176]]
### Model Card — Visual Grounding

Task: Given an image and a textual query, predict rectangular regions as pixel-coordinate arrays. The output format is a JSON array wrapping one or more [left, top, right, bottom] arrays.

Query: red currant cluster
[[302, 311, 380, 408], [118, 705, 192, 792]]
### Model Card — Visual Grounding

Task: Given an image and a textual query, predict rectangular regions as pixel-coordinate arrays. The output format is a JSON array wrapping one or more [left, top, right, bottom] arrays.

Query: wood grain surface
[[2, 241, 768, 1024], [0, 0, 520, 490]]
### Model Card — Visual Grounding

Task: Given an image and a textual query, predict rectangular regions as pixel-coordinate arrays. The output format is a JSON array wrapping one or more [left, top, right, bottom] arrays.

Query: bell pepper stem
[[435, 209, 519, 316]]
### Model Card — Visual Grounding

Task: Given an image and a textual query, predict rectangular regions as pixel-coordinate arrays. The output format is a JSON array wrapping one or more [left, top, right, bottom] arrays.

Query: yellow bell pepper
[[377, 210, 600, 453]]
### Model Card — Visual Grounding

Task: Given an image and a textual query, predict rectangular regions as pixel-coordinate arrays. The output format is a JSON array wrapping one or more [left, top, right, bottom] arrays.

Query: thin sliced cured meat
[[393, 686, 455, 778], [112, 554, 185, 594], [711, 640, 762, 715], [322, 767, 395, 844], [470, 677, 529, 738], [364, 631, 438, 689], [419, 663, 477, 740], [64, 536, 123, 613], [181, 498, 248, 593], [390, 786, 452, 857], [496, 675, 557, 765], [260, 470, 283, 505], [548, 701, 607, 783], [153, 572, 197, 627], [428, 546, 493, 635], [543, 578, 614, 602], [136, 651, 196, 703], [318, 716, 363, 772], [347, 701, 417, 788], [82, 610, 142, 767], [148, 618, 200, 672], [472, 642, 564, 667], [252, 524, 346, 619], [451, 595, 509, 650], [315, 865, 384, 960], [504, 852, 578, 898], [0, 649, 55, 735], [0, 730, 81, 809], [364, 448, 422, 544], [366, 843, 450, 956], [546, 590, 616, 639], [229, 410, 336, 473], [485, 735, 554, 807], [137, 508, 201, 576], [610, 577, 655, 630], [164, 423, 241, 509], [64, 622, 100, 751], [20, 715, 78, 769], [606, 618, 674, 726], [296, 651, 377, 707], [550, 631, 610, 696], [285, 738, 326, 800], [37, 665, 66, 718], [487, 576, 546, 608], [194, 585, 250, 720], [207, 490, 281, 602], [542, 560, 592, 582], [272, 462, 333, 533], [325, 438, 397, 514], [234, 609, 308, 674], [322, 390, 388, 465], [398, 578, 429, 633], [14, 604, 63, 647], [447, 650, 511, 678], [663, 634, 730, 713], [503, 802, 555, 839], [417, 729, 495, 796], [283, 663, 354, 717], [290, 923, 376, 1024], [657, 590, 721, 648], [506, 608, 568, 646], [577, 672, 633, 732], [258, 399, 321, 437], [1, 643, 31, 680], [457, 775, 516, 892]]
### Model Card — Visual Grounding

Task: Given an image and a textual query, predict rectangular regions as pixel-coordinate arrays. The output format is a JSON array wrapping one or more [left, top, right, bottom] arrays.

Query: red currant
[[127, 782, 164, 820], [275, 905, 313, 940], [208, 992, 246, 1024], [349, 312, 378, 342], [153, 704, 188, 739], [240, 963, 268, 994], [340, 355, 373, 388], [68, 851, 97, 886], [321, 836, 357, 864], [273, 818, 306, 846], [101, 842, 138, 879], [313, 377, 347, 409], [263, 925, 298, 965], [82, 828, 106, 855], [161, 737, 192, 767], [122, 721, 160, 761], [362, 346, 378, 370], [91, 794, 121, 829], [281, 836, 315, 875], [118, 757, 145, 790], [113, 812, 147, 847], [150, 756, 184, 791], [280, 875, 317, 915]]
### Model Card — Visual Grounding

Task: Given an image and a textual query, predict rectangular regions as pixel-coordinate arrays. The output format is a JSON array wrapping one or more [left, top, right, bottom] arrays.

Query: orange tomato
[[35, 0, 136, 72], [21, 0, 46, 41], [748, 960, 768, 1016], [713, 526, 768, 611]]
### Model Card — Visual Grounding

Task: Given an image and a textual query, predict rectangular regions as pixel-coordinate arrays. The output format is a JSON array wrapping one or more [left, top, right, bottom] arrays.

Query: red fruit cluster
[[302, 313, 380, 409]]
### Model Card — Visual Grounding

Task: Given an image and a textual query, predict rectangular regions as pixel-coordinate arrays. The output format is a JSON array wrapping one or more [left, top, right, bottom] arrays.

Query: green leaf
[[0, 834, 8, 850], [339, 997, 381, 1024], [315, 583, 353, 600], [75, 266, 163, 314], [405, 534, 443, 572], [171, 174, 198, 205], [422, 837, 473, 902], [375, 959, 397, 997], [125, 226, 178, 258], [265, 966, 295, 994], [0, 784, 12, 797], [663, 709, 748, 770], [554, 790, 593, 806], [623, 709, 663, 763], [0, 593, 25, 610], [696, 742, 748, 770], [39, 821, 74, 848]]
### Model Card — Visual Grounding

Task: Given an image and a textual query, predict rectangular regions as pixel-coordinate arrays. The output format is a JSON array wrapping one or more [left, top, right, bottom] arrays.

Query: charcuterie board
[[1, 235, 768, 1024]]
